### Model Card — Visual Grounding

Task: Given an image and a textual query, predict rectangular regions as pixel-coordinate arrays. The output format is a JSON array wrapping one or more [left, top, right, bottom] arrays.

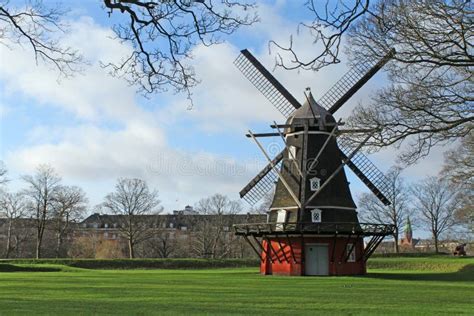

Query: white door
[[305, 244, 329, 276]]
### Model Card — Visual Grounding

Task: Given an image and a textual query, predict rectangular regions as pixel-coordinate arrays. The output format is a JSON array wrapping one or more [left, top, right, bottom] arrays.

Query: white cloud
[[1, 3, 450, 214], [6, 121, 262, 210], [0, 16, 147, 123]]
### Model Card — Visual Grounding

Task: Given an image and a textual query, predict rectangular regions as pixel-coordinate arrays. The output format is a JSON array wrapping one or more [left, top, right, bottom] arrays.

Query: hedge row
[[0, 258, 261, 270], [371, 252, 451, 258], [367, 257, 474, 272], [3, 256, 472, 272]]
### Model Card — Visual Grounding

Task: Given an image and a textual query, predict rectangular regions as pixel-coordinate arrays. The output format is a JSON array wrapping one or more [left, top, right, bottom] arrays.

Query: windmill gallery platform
[[232, 49, 396, 276]]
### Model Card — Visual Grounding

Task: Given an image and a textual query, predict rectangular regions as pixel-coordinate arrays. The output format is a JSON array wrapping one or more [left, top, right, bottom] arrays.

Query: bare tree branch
[[441, 132, 474, 232], [193, 193, 242, 258], [0, 191, 28, 258], [0, 161, 8, 185], [271, 1, 473, 164], [102, 0, 258, 98], [270, 0, 371, 70], [22, 164, 61, 259], [52, 185, 88, 258], [0, 0, 83, 76], [101, 177, 162, 258], [358, 166, 412, 253], [411, 176, 461, 253]]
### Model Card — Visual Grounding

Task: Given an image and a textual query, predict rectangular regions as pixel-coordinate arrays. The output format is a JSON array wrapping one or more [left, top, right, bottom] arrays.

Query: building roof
[[288, 93, 336, 126], [79, 213, 266, 229]]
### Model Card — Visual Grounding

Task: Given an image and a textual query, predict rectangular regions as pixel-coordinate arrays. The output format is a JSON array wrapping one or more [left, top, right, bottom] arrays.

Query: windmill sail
[[318, 49, 395, 114], [234, 49, 301, 118], [239, 150, 284, 205], [338, 136, 391, 205], [234, 48, 395, 206]]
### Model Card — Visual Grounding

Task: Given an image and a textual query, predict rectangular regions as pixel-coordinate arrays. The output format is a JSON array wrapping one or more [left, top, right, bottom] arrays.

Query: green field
[[0, 257, 473, 315]]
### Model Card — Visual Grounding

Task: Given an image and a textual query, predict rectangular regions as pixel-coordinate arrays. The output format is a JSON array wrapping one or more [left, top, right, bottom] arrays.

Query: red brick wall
[[260, 236, 366, 276]]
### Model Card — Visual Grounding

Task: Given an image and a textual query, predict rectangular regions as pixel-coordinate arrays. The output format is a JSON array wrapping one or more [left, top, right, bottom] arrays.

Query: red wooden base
[[260, 236, 366, 276]]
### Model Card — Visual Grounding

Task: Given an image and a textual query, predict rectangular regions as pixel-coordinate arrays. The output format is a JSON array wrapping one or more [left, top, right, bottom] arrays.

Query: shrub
[[0, 258, 260, 270]]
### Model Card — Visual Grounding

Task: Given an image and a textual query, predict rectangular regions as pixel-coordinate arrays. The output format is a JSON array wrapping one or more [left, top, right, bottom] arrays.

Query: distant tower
[[400, 217, 414, 249], [405, 217, 413, 244]]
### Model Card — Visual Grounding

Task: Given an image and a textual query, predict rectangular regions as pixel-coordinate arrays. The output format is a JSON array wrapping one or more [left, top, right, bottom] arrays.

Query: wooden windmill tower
[[233, 49, 396, 276]]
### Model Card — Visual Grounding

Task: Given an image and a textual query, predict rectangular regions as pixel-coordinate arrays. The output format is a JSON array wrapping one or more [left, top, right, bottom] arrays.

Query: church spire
[[404, 216, 413, 243]]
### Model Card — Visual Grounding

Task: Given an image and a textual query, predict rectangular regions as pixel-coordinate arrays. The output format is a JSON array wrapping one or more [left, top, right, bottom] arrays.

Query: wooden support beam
[[338, 128, 377, 134], [286, 233, 297, 263], [245, 132, 280, 138], [343, 234, 359, 263], [243, 235, 263, 262], [307, 122, 340, 174], [248, 130, 302, 208], [339, 232, 353, 263], [276, 236, 290, 263], [299, 121, 309, 223], [330, 232, 338, 263], [364, 235, 386, 262], [270, 122, 344, 129], [304, 133, 372, 208], [300, 233, 306, 264], [273, 120, 303, 178], [252, 235, 273, 264], [265, 237, 282, 263]]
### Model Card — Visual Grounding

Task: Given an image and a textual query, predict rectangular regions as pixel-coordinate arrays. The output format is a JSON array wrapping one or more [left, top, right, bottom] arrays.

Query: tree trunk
[[434, 235, 439, 253], [394, 235, 399, 253], [55, 232, 62, 258], [128, 239, 134, 259], [5, 219, 12, 258], [36, 222, 45, 259], [36, 237, 42, 259]]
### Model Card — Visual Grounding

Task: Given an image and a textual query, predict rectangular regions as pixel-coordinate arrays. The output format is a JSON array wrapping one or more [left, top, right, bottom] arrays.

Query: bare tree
[[412, 176, 461, 253], [22, 164, 61, 259], [441, 132, 473, 232], [272, 0, 473, 164], [358, 166, 411, 253], [252, 190, 273, 215], [0, 161, 8, 185], [102, 0, 257, 97], [0, 0, 82, 76], [193, 193, 242, 258], [102, 178, 161, 258], [0, 191, 27, 258], [52, 185, 88, 258], [145, 231, 177, 258], [1, 1, 257, 96]]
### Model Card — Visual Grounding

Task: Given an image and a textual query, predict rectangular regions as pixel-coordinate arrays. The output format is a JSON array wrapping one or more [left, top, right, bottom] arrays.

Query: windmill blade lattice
[[239, 150, 284, 205], [318, 49, 395, 114], [234, 50, 301, 118], [338, 136, 392, 206]]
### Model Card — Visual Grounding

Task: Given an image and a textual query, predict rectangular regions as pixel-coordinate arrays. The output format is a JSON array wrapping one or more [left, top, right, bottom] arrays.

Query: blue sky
[[0, 1, 448, 238]]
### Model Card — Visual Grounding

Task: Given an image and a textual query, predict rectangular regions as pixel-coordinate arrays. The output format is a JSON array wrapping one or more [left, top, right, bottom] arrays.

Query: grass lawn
[[0, 257, 473, 315]]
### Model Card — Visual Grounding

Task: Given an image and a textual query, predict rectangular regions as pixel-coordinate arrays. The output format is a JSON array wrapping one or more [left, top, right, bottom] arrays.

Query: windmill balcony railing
[[233, 222, 395, 237]]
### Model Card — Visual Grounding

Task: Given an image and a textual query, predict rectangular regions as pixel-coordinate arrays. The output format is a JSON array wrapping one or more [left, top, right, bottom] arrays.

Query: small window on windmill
[[276, 209, 287, 231], [288, 145, 297, 159], [346, 244, 356, 262], [310, 177, 321, 191], [311, 209, 322, 223]]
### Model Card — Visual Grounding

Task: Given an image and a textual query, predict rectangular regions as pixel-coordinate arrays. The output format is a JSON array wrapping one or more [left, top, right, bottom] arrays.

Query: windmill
[[233, 49, 396, 276]]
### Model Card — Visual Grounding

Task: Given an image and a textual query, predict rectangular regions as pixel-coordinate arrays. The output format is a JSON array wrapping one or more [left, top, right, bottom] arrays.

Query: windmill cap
[[288, 92, 336, 125]]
